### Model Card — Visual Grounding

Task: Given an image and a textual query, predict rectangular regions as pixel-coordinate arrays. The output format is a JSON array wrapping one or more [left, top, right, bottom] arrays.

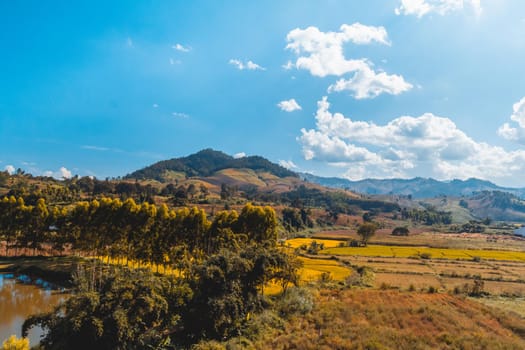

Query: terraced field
[[286, 238, 525, 298]]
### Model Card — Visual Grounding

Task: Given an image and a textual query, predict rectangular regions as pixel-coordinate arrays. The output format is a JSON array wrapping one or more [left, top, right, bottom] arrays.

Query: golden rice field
[[285, 237, 345, 249], [286, 238, 525, 262], [298, 256, 352, 282]]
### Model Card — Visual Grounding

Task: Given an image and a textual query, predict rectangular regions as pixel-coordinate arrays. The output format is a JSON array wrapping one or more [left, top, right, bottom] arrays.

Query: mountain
[[302, 174, 525, 199], [126, 149, 298, 182]]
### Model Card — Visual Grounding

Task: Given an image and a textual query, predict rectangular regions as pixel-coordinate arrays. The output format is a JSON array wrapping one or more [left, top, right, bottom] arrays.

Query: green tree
[[357, 222, 377, 246]]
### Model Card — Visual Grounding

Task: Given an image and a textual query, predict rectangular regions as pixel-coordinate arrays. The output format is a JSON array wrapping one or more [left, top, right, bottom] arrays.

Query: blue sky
[[2, 0, 525, 186]]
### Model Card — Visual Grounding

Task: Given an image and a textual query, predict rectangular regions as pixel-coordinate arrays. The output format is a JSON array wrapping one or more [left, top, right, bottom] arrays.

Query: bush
[[391, 227, 410, 236], [275, 287, 314, 318], [419, 252, 432, 260]]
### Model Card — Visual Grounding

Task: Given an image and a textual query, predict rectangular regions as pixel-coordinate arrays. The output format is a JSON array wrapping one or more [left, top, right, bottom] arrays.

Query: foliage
[[392, 226, 410, 236], [275, 185, 399, 216], [357, 222, 377, 246], [1, 335, 29, 350], [400, 207, 452, 225], [126, 149, 297, 181], [23, 268, 188, 350]]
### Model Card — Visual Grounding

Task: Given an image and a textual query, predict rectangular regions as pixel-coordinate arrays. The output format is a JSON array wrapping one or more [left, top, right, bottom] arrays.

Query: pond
[[0, 272, 69, 347]]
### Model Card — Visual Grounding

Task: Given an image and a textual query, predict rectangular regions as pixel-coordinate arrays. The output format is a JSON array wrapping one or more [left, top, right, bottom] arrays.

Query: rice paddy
[[285, 238, 525, 262]]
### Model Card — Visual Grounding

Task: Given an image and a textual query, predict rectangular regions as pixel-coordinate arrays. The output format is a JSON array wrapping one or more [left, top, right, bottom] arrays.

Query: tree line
[[0, 196, 277, 264]]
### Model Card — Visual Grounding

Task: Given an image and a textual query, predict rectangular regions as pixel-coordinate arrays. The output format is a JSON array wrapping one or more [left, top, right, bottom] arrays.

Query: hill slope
[[126, 149, 298, 182], [303, 174, 525, 199]]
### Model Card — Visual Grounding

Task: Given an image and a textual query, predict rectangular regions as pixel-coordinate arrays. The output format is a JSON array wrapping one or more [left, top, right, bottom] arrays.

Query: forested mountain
[[302, 174, 525, 199], [126, 149, 298, 182]]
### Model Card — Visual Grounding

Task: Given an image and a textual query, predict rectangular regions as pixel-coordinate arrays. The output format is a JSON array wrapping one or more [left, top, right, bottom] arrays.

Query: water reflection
[[0, 273, 68, 346]]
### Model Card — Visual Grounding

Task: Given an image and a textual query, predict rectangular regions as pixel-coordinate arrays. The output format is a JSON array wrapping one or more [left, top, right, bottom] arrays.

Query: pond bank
[[0, 256, 85, 288]]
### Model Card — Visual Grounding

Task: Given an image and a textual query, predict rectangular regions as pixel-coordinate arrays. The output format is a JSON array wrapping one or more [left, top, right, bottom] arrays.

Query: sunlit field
[[286, 238, 525, 262]]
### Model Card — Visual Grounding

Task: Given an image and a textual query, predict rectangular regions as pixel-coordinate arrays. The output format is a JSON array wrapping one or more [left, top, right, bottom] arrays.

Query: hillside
[[303, 174, 525, 199], [126, 149, 298, 182]]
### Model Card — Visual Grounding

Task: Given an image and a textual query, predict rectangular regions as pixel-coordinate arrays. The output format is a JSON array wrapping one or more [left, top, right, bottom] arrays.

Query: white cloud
[[498, 97, 525, 144], [299, 97, 525, 185], [285, 24, 412, 99], [395, 0, 482, 18], [278, 160, 299, 170], [172, 43, 191, 52], [44, 167, 73, 180], [229, 59, 266, 71], [172, 112, 189, 119], [233, 152, 246, 159], [153, 103, 159, 108], [4, 165, 15, 175], [282, 61, 294, 70], [126, 37, 134, 48], [328, 65, 413, 99], [277, 99, 302, 112]]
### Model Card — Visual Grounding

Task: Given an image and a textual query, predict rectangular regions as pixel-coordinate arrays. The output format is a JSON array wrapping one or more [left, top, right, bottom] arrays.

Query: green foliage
[[357, 222, 377, 246], [275, 185, 399, 216], [392, 226, 410, 236], [281, 207, 313, 232], [400, 207, 452, 225], [274, 287, 314, 318], [126, 149, 297, 182], [23, 268, 190, 350]]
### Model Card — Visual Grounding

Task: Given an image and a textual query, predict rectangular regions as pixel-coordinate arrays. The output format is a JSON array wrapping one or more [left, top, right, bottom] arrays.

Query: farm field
[[311, 230, 525, 251], [286, 237, 525, 261], [286, 237, 525, 315]]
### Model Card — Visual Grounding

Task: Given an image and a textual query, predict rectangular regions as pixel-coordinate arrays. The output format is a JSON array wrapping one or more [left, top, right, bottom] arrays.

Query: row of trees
[[0, 196, 278, 265]]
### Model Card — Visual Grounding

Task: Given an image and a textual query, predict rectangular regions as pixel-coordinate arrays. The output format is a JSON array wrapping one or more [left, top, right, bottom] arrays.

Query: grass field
[[256, 289, 525, 349]]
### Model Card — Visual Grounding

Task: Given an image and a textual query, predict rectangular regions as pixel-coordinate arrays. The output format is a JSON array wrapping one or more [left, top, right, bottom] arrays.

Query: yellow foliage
[[2, 335, 29, 350]]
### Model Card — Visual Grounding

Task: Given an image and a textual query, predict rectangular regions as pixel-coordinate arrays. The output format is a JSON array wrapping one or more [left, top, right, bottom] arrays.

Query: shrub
[[419, 252, 432, 260], [391, 227, 410, 236], [275, 287, 314, 318]]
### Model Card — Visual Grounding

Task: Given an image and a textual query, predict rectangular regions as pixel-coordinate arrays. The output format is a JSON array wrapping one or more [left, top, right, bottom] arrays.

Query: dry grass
[[374, 272, 442, 290], [256, 289, 525, 349]]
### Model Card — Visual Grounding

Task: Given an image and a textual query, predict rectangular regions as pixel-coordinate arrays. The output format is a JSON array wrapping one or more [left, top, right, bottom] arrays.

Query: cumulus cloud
[[233, 152, 246, 159], [498, 97, 525, 144], [395, 0, 482, 18], [285, 24, 412, 99], [278, 160, 298, 170], [4, 165, 15, 175], [44, 167, 73, 180], [328, 65, 413, 99], [229, 59, 266, 71], [277, 99, 302, 112], [299, 97, 525, 184], [172, 43, 191, 52]]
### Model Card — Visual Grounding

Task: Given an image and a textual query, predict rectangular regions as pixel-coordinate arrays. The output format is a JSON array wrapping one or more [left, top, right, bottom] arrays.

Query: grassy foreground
[[254, 288, 525, 349]]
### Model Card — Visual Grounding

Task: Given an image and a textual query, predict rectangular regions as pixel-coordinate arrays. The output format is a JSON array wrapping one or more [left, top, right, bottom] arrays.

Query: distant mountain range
[[301, 174, 525, 199], [126, 149, 298, 182]]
